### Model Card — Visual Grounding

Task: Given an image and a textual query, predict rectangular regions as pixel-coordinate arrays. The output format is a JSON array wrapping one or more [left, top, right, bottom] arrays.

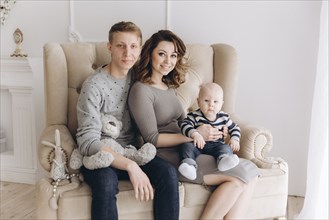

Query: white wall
[[0, 0, 322, 196]]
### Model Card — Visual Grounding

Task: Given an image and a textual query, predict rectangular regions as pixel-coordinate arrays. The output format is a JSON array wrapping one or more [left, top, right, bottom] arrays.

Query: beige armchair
[[36, 42, 288, 219]]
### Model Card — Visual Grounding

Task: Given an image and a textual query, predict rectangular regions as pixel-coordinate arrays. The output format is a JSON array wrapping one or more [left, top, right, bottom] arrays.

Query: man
[[76, 21, 179, 220]]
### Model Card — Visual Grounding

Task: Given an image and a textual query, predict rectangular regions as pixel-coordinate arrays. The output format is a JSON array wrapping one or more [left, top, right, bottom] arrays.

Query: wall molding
[[67, 0, 172, 41], [68, 0, 82, 42], [165, 0, 171, 30]]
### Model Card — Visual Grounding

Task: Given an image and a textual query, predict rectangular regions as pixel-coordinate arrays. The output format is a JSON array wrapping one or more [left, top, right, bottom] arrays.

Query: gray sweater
[[128, 81, 186, 146], [76, 67, 136, 156]]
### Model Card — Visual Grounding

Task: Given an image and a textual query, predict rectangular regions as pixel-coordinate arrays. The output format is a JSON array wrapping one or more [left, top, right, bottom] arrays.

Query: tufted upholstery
[[37, 42, 288, 219]]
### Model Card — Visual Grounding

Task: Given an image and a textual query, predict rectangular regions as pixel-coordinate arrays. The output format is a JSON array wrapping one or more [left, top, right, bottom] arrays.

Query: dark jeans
[[179, 141, 233, 163], [81, 156, 179, 220]]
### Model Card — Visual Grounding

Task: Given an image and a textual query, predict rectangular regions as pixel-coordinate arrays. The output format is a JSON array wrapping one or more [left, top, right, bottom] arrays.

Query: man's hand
[[100, 146, 154, 201], [127, 161, 154, 201]]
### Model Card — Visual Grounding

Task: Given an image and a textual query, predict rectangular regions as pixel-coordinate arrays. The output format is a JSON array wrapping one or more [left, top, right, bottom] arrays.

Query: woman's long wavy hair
[[133, 30, 188, 88]]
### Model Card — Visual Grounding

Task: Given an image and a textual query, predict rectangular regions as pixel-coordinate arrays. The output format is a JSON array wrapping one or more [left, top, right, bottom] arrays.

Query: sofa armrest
[[38, 125, 78, 174], [233, 116, 287, 172]]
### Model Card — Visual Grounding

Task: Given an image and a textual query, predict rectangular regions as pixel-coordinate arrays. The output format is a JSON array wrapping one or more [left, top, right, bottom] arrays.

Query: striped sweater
[[180, 109, 240, 143]]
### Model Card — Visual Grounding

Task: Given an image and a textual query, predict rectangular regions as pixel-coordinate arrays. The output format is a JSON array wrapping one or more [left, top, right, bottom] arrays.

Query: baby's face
[[197, 87, 223, 121]]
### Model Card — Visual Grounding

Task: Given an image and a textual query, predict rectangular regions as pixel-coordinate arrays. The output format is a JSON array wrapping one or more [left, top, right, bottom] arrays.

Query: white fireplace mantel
[[0, 57, 37, 184]]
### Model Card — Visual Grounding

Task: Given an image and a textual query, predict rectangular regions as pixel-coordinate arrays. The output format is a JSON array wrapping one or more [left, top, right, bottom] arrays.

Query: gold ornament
[[10, 28, 27, 57]]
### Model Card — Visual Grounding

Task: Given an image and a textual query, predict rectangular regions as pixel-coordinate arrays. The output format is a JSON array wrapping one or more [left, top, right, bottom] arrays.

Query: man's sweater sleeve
[[76, 81, 104, 156]]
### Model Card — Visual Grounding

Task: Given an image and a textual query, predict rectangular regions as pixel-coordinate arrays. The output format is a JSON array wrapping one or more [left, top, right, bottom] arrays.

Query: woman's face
[[151, 41, 178, 77]]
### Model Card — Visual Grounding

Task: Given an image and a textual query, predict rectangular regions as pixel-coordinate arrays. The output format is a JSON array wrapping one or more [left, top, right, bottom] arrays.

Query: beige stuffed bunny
[[42, 129, 80, 210]]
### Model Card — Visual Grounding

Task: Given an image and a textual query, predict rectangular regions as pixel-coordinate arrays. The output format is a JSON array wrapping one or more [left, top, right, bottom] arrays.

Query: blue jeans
[[179, 141, 233, 164], [81, 156, 179, 220]]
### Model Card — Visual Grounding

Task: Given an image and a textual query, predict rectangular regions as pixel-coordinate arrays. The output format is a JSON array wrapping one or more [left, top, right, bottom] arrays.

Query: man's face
[[108, 32, 141, 72]]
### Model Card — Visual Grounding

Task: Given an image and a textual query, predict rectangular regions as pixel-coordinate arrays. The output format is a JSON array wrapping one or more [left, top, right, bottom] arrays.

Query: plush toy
[[70, 113, 157, 170], [42, 129, 69, 181], [42, 129, 80, 210]]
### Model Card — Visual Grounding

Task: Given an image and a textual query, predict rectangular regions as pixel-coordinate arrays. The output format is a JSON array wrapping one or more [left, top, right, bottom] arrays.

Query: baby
[[179, 82, 240, 180]]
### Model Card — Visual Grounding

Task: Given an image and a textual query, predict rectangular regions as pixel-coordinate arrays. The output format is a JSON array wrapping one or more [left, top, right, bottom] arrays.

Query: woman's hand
[[197, 124, 228, 141], [127, 161, 154, 201]]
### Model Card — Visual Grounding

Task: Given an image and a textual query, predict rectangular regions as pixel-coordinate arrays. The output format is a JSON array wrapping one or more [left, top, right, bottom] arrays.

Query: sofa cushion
[[254, 167, 288, 197], [182, 182, 211, 207], [57, 180, 185, 219], [247, 168, 288, 219]]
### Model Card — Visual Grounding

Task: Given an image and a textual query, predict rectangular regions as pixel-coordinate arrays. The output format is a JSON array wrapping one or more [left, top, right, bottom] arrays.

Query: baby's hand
[[192, 132, 206, 149], [220, 126, 228, 141], [229, 139, 240, 152]]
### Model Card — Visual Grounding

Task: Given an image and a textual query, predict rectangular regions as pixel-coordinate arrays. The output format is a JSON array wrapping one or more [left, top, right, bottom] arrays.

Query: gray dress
[[128, 81, 260, 185]]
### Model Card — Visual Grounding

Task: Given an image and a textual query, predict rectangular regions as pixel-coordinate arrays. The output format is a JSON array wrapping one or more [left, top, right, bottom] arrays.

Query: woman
[[128, 30, 259, 219]]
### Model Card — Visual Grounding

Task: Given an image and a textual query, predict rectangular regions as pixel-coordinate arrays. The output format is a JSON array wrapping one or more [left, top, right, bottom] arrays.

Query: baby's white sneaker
[[178, 162, 197, 180], [217, 154, 239, 171]]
